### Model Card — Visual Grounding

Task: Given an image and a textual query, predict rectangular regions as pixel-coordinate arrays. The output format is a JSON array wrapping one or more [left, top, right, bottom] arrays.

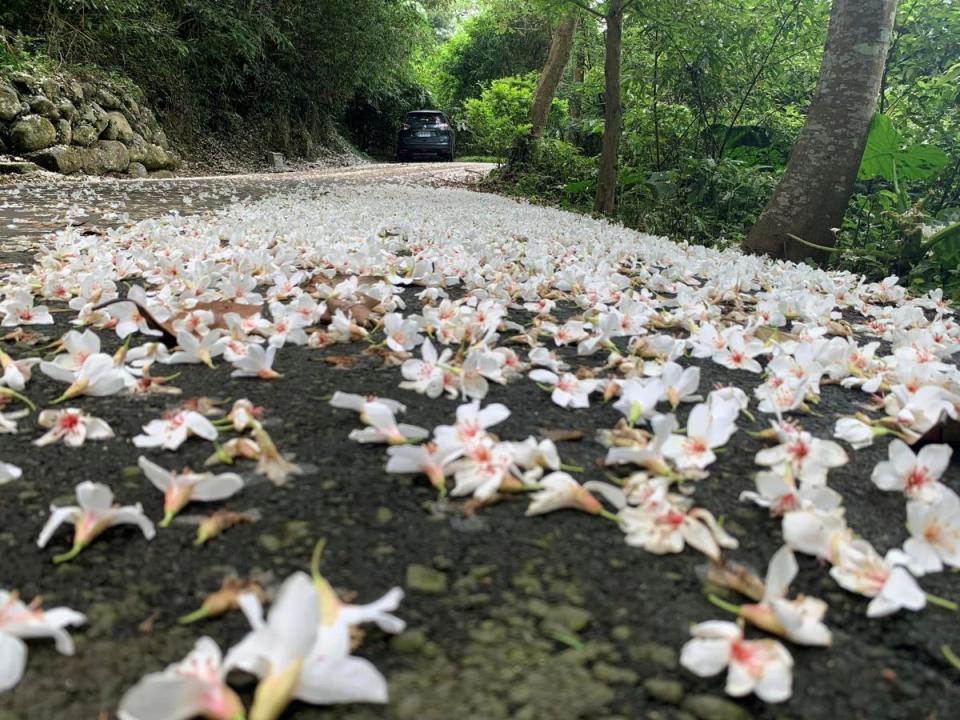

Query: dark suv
[[397, 110, 455, 162]]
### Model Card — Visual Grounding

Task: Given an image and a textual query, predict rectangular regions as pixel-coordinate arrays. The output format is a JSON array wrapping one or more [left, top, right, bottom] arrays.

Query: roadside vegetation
[[2, 1, 960, 292], [419, 1, 960, 295]]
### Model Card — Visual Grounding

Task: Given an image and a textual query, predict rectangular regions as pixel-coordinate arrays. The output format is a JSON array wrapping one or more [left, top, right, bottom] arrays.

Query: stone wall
[[0, 70, 179, 177]]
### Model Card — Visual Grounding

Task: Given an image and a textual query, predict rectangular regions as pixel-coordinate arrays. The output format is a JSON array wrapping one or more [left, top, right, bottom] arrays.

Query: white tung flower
[[0, 589, 86, 693], [117, 637, 244, 720], [37, 481, 156, 563], [871, 440, 953, 502], [680, 620, 794, 703], [133, 410, 219, 451], [34, 409, 114, 447]]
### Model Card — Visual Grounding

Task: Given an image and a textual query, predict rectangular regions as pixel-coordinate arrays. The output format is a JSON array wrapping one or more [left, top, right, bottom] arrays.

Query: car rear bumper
[[398, 142, 451, 153]]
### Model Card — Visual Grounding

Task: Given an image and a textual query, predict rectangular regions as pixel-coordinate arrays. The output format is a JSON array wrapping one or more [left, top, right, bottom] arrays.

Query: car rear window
[[408, 114, 444, 126]]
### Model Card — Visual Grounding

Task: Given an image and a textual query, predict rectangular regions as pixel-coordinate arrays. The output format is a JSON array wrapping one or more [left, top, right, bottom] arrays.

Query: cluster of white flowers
[[1, 182, 959, 708], [117, 557, 404, 720]]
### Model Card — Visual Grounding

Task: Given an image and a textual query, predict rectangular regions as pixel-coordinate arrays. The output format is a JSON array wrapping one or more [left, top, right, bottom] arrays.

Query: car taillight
[[401, 123, 411, 130], [438, 123, 450, 130]]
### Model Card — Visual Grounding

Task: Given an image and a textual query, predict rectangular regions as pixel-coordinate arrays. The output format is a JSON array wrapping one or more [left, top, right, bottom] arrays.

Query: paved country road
[[0, 164, 958, 720], [0, 161, 495, 268]]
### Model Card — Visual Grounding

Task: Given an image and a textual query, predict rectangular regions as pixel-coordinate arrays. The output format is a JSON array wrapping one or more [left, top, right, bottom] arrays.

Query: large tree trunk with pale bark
[[743, 0, 898, 262], [509, 13, 578, 167], [594, 0, 623, 216], [530, 14, 578, 138]]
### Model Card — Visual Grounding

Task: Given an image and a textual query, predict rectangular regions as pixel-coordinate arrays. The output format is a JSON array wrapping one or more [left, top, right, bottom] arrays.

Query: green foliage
[[463, 74, 567, 156], [2, 0, 431, 151], [421, 7, 552, 110], [617, 159, 779, 248], [859, 114, 948, 183], [829, 113, 960, 297], [499, 138, 593, 197]]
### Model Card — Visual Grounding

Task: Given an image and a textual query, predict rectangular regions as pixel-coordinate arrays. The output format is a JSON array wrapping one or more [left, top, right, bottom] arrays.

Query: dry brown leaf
[[825, 319, 853, 337], [179, 576, 267, 624], [702, 558, 766, 602], [754, 326, 798, 344], [195, 510, 259, 545], [321, 355, 359, 369], [2, 328, 48, 346]]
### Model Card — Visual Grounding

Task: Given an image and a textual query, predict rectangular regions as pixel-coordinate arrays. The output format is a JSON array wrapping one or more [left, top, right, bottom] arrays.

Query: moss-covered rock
[[10, 115, 57, 152], [29, 145, 85, 174], [0, 82, 22, 120], [103, 111, 134, 143], [681, 694, 752, 720], [82, 140, 130, 174]]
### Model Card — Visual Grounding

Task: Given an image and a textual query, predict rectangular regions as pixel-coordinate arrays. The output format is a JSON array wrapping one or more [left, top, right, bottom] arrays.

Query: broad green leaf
[[859, 114, 949, 181], [563, 179, 594, 193]]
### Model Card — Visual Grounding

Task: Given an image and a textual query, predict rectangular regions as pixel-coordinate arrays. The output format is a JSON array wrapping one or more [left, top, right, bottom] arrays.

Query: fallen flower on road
[[0, 461, 22, 485], [133, 410, 219, 450], [117, 637, 245, 720], [348, 401, 428, 445], [40, 352, 132, 402], [37, 481, 156, 563], [871, 440, 953, 503], [680, 619, 794, 702], [0, 589, 86, 693], [138, 456, 244, 526], [34, 408, 114, 447], [225, 572, 388, 720]]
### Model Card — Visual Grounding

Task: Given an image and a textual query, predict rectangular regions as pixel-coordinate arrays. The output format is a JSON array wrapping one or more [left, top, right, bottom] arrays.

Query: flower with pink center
[[0, 290, 54, 327], [50, 329, 101, 371], [871, 440, 952, 502], [0, 589, 86, 693], [138, 456, 244, 527], [230, 344, 281, 379], [348, 401, 428, 445], [680, 620, 794, 702], [662, 402, 736, 470], [118, 637, 245, 720], [133, 410, 219, 451], [400, 339, 453, 398], [756, 376, 809, 415], [900, 493, 960, 575], [713, 333, 764, 373], [383, 312, 424, 352], [525, 472, 605, 517], [449, 439, 518, 498], [740, 470, 842, 517], [386, 442, 462, 494], [37, 481, 155, 563], [529, 369, 598, 408], [755, 430, 847, 487], [34, 408, 114, 447], [829, 539, 927, 618], [616, 485, 738, 561], [433, 400, 510, 450]]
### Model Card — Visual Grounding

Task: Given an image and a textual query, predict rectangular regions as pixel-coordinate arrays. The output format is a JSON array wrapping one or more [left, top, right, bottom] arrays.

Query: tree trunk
[[594, 0, 624, 216], [743, 0, 898, 262], [570, 39, 586, 122], [530, 13, 578, 138]]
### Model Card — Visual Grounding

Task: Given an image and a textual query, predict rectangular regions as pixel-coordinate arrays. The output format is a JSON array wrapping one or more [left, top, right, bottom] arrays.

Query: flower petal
[[0, 632, 28, 693]]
